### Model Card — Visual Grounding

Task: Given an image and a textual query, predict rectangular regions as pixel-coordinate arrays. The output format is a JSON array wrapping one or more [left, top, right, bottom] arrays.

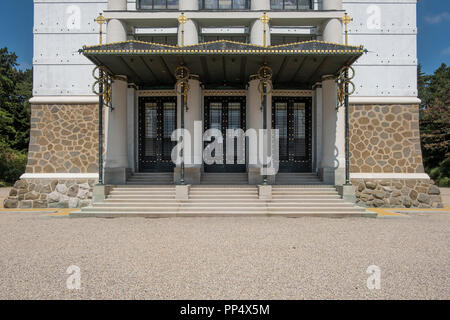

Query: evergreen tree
[[0, 47, 32, 185], [418, 63, 450, 186]]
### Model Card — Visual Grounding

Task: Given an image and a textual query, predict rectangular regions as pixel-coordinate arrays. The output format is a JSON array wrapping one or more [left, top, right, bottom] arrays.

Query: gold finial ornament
[[257, 64, 273, 107], [95, 13, 106, 45], [260, 12, 270, 25], [340, 13, 353, 45], [260, 13, 270, 47], [177, 13, 188, 25], [178, 13, 188, 47], [92, 66, 113, 109], [174, 65, 191, 109], [337, 65, 356, 108]]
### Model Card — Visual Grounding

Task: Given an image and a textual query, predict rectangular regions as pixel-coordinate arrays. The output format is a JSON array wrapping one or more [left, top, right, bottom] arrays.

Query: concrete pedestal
[[336, 184, 356, 203], [258, 185, 272, 200], [93, 184, 112, 203], [176, 185, 190, 200]]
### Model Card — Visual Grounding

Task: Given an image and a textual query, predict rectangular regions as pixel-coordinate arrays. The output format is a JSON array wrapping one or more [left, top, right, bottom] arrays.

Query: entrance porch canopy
[[80, 40, 365, 88]]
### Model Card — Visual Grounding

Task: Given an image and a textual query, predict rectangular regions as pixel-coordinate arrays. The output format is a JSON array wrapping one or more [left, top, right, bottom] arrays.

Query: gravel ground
[[0, 212, 448, 300]]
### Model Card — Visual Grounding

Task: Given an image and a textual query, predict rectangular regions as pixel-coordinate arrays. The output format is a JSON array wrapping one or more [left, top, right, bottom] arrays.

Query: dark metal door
[[204, 96, 246, 173], [138, 96, 177, 172], [272, 97, 312, 172]]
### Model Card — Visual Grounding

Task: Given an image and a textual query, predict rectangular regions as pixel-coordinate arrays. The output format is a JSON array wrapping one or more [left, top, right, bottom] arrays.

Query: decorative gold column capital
[[340, 13, 353, 45], [95, 13, 107, 45], [178, 13, 189, 47], [260, 12, 270, 47]]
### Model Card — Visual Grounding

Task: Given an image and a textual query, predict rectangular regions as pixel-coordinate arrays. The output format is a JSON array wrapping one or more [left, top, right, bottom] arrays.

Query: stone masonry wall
[[3, 179, 96, 209], [349, 104, 443, 208], [352, 179, 443, 208], [349, 104, 424, 174], [3, 104, 100, 209], [26, 104, 99, 174]]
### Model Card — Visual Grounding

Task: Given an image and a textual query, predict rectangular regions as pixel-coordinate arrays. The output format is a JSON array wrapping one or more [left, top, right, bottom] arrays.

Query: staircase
[[126, 173, 174, 185], [201, 173, 248, 185], [268, 185, 369, 217], [275, 173, 324, 185], [71, 184, 374, 218]]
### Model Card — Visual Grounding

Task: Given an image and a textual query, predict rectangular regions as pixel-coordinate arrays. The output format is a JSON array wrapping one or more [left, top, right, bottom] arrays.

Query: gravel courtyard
[[0, 212, 448, 300]]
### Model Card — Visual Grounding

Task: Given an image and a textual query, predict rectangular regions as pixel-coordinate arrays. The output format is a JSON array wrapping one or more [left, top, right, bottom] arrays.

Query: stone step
[[272, 193, 339, 197], [79, 205, 366, 212], [105, 197, 343, 205], [107, 195, 176, 200], [109, 190, 176, 194], [126, 180, 174, 183], [127, 182, 175, 186], [75, 181, 372, 219], [188, 195, 259, 199], [71, 210, 374, 218], [131, 173, 173, 176], [95, 202, 356, 208], [272, 188, 337, 192], [189, 190, 258, 195], [111, 186, 176, 189], [199, 182, 249, 184]]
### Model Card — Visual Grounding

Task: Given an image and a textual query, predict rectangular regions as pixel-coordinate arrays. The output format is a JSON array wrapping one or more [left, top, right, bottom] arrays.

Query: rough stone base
[[3, 178, 97, 209], [351, 178, 443, 208]]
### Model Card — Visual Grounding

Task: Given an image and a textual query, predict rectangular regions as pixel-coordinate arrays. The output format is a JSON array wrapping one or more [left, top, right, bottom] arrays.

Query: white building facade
[[4, 0, 443, 211]]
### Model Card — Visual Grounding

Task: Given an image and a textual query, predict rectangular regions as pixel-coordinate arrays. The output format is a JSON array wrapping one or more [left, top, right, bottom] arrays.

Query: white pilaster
[[313, 84, 323, 173], [322, 18, 343, 44], [108, 0, 127, 10], [174, 79, 202, 184], [251, 0, 270, 10], [180, 79, 202, 167], [247, 79, 273, 184], [179, 0, 199, 10], [106, 19, 127, 43], [321, 76, 345, 185], [322, 0, 343, 10], [104, 16, 129, 184], [127, 86, 136, 172], [104, 77, 129, 184], [178, 14, 199, 46], [250, 19, 271, 47]]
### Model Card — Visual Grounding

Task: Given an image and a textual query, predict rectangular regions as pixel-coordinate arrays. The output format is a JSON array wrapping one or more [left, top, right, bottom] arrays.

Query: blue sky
[[0, 0, 449, 74]]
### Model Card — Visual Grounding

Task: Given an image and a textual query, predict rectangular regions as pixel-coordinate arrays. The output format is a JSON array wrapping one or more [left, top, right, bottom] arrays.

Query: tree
[[0, 48, 32, 151], [418, 63, 450, 186], [0, 47, 32, 185]]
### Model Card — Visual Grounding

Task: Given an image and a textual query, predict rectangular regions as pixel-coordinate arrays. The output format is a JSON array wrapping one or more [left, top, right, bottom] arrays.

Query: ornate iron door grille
[[138, 96, 177, 172], [272, 96, 312, 172], [204, 96, 247, 173]]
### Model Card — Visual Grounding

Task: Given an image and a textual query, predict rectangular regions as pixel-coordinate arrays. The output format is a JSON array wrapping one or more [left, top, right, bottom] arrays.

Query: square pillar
[[104, 77, 130, 185], [320, 75, 345, 186], [174, 78, 202, 184], [247, 78, 275, 185], [127, 85, 136, 173], [313, 83, 323, 173]]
